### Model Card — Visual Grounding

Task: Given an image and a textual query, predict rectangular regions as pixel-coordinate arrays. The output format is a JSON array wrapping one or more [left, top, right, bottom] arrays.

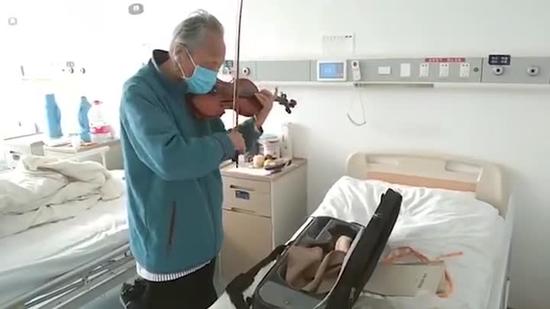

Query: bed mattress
[[0, 171, 128, 304], [311, 176, 506, 309]]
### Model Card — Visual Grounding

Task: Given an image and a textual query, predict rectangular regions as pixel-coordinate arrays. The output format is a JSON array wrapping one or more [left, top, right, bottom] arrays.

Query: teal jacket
[[120, 50, 262, 274]]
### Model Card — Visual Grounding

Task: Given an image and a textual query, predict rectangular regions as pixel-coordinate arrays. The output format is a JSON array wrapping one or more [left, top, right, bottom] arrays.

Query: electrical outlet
[[460, 63, 471, 78], [439, 63, 450, 78], [419, 63, 430, 78]]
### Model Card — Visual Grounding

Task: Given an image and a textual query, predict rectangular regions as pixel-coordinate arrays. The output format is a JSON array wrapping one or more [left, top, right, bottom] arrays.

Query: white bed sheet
[[312, 176, 506, 309], [0, 158, 123, 238], [0, 171, 128, 304]]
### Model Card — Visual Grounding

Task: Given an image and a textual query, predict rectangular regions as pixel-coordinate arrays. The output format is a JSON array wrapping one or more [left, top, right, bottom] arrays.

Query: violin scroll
[[275, 91, 297, 114]]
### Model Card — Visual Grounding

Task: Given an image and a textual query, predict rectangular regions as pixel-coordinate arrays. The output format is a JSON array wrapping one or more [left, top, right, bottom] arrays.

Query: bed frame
[[2, 245, 135, 309], [0, 146, 136, 309], [346, 152, 508, 216], [346, 152, 513, 309]]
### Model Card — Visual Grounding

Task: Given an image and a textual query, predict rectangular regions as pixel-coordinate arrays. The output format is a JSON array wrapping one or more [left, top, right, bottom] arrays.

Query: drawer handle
[[230, 207, 257, 215], [230, 184, 255, 192]]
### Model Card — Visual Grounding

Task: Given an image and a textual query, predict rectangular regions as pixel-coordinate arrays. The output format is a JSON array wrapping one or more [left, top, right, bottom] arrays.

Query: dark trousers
[[141, 260, 218, 309]]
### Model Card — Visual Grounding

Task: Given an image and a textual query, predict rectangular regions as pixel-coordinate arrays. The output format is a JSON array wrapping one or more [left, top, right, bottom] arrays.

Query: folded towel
[[285, 235, 353, 294]]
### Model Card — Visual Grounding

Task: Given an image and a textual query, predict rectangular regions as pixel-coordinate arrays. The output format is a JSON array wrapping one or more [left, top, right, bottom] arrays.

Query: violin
[[188, 78, 297, 119]]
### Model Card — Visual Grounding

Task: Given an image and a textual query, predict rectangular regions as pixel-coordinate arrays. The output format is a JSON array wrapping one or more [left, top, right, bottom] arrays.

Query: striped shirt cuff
[[136, 261, 209, 282]]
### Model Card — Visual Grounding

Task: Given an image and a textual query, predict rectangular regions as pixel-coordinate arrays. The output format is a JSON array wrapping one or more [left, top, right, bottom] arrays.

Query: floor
[[81, 287, 124, 309], [81, 263, 226, 309], [73, 280, 516, 309]]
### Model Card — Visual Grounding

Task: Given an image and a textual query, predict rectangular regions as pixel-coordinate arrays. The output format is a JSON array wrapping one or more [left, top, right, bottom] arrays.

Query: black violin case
[[226, 188, 402, 309]]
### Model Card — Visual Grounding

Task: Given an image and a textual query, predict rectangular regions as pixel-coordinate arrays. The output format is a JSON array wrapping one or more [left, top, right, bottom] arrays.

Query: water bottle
[[45, 93, 63, 139], [280, 122, 293, 159], [78, 96, 91, 142], [88, 100, 112, 143]]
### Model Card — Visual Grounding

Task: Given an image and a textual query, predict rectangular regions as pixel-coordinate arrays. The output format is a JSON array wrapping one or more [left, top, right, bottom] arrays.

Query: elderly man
[[119, 10, 274, 309]]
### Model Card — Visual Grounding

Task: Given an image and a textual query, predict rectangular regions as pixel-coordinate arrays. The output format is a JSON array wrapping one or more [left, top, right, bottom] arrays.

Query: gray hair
[[171, 10, 223, 53]]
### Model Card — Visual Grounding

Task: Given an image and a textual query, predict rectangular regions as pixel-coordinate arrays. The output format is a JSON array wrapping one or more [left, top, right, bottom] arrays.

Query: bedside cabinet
[[220, 159, 307, 283]]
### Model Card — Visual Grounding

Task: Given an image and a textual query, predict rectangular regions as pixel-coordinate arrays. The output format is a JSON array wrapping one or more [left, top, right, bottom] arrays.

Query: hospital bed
[[213, 152, 513, 309], [0, 147, 135, 309]]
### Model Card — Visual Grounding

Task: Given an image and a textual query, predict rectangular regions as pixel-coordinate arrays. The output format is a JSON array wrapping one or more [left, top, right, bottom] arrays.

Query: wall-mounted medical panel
[[481, 57, 550, 84], [237, 58, 483, 83], [235, 56, 550, 86], [356, 58, 483, 83]]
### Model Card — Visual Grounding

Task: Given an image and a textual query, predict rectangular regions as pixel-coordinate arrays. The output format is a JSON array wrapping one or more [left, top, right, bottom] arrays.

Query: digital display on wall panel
[[319, 62, 345, 79]]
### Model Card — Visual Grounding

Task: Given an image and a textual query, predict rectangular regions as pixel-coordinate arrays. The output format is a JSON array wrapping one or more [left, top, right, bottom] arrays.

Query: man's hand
[[228, 129, 245, 154], [254, 89, 275, 128]]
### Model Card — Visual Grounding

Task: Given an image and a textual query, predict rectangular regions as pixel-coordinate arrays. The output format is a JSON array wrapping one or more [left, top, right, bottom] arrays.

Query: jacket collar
[[148, 49, 188, 95]]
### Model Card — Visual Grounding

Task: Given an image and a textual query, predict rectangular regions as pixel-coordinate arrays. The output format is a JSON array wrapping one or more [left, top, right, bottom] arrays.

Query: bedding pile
[[0, 155, 122, 237]]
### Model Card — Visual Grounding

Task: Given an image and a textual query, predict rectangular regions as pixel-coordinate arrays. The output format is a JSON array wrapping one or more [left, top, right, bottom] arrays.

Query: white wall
[[1, 0, 549, 308], [0, 0, 237, 137], [238, 1, 550, 309]]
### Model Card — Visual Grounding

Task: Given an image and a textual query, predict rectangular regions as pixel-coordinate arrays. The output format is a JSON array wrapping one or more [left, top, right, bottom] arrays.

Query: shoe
[[119, 279, 146, 309]]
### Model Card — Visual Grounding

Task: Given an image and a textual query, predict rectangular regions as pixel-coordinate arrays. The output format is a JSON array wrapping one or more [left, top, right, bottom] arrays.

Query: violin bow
[[232, 0, 244, 167]]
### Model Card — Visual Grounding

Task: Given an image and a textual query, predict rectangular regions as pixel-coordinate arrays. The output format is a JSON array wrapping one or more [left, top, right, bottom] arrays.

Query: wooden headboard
[[346, 152, 508, 216]]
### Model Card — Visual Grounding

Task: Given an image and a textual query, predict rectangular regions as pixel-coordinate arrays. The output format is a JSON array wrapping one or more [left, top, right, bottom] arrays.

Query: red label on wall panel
[[424, 57, 466, 63]]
